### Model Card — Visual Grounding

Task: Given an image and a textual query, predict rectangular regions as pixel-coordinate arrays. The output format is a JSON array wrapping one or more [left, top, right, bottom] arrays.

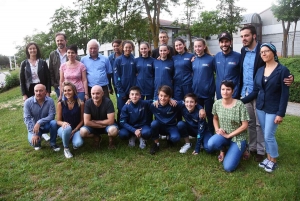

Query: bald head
[[91, 85, 104, 103]]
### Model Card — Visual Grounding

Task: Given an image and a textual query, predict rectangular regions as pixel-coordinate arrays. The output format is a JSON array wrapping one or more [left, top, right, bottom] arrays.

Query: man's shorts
[[81, 124, 118, 136]]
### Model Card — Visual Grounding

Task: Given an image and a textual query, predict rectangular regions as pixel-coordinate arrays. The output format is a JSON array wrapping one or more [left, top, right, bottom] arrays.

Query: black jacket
[[20, 59, 51, 95]]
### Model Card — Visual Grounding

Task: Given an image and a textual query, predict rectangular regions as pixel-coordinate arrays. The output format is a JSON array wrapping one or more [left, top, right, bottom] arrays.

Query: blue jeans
[[256, 109, 279, 158], [119, 125, 152, 140], [177, 121, 212, 153], [54, 87, 60, 98], [151, 120, 180, 143], [57, 126, 83, 148], [207, 134, 246, 172], [28, 120, 58, 147]]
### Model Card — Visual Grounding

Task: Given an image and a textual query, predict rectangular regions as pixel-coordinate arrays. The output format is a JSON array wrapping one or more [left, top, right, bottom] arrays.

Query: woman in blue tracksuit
[[114, 40, 136, 123], [172, 37, 194, 101], [192, 38, 215, 132], [135, 42, 155, 100], [153, 44, 174, 99]]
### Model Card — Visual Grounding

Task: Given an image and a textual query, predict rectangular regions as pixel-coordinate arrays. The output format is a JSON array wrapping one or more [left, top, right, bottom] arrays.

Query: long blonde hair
[[62, 81, 81, 106], [194, 38, 212, 56]]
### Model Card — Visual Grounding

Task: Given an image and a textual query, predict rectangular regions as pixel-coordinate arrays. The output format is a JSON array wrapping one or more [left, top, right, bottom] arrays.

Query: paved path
[[286, 102, 300, 117]]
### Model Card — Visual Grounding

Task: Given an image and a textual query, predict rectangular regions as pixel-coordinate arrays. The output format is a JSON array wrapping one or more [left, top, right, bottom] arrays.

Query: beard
[[243, 37, 254, 47]]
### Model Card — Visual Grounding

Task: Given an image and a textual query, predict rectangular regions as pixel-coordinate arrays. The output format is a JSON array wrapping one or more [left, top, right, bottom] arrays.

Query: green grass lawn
[[1, 87, 300, 200]]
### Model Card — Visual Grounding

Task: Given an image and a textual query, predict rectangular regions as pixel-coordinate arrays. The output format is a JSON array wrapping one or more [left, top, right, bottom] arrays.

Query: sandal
[[242, 144, 250, 160], [93, 136, 102, 148], [218, 151, 225, 162], [108, 137, 116, 149]]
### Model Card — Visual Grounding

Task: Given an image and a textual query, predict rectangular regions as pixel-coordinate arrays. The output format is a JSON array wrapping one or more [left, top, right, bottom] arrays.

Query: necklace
[[67, 100, 75, 104]]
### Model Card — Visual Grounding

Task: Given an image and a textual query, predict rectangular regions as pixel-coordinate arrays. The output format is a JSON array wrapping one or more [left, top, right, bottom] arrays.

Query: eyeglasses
[[260, 50, 271, 54]]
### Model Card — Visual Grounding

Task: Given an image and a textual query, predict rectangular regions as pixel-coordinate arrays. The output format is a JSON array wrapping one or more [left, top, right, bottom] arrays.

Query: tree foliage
[[217, 0, 245, 43], [0, 55, 9, 66], [191, 11, 222, 39], [272, 0, 300, 57], [173, 0, 202, 51]]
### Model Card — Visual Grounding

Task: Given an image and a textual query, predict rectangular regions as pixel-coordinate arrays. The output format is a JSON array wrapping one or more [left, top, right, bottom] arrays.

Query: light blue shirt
[[23, 96, 56, 134], [56, 49, 67, 64], [81, 54, 112, 87], [241, 44, 257, 97]]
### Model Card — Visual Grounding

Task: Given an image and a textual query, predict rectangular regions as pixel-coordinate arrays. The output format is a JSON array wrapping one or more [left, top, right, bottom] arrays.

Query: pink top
[[60, 62, 86, 92]]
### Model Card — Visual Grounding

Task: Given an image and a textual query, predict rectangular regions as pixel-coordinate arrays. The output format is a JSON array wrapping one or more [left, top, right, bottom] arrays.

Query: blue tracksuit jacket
[[135, 56, 155, 96], [114, 54, 136, 97], [153, 59, 174, 97], [214, 50, 241, 99], [172, 52, 194, 86], [150, 101, 182, 126], [192, 53, 215, 99], [120, 100, 152, 132]]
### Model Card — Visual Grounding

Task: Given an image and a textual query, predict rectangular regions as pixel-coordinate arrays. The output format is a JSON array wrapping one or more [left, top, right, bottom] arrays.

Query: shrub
[[280, 57, 300, 103], [0, 70, 20, 93]]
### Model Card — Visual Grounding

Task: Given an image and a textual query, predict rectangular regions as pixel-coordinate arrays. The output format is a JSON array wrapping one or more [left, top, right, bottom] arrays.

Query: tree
[[0, 55, 10, 67], [271, 0, 299, 58], [173, 0, 202, 51], [291, 1, 300, 57], [217, 0, 245, 47], [143, 0, 179, 48], [191, 10, 222, 39]]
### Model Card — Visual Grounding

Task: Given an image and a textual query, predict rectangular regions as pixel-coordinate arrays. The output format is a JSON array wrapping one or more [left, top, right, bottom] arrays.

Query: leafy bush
[[280, 57, 300, 102], [0, 70, 20, 93]]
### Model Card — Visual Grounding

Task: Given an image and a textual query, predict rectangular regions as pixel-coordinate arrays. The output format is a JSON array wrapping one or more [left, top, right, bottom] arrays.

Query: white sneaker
[[189, 136, 195, 139], [139, 138, 146, 149], [42, 133, 50, 141], [179, 143, 192, 153], [64, 148, 73, 158], [34, 146, 41, 151], [128, 136, 136, 147], [160, 135, 167, 140]]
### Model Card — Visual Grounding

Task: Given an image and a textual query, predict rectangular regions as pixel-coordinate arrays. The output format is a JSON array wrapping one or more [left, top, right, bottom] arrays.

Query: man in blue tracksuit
[[214, 32, 241, 99], [153, 56, 174, 99], [119, 86, 152, 149], [108, 39, 122, 95], [135, 56, 155, 100], [114, 42, 136, 123]]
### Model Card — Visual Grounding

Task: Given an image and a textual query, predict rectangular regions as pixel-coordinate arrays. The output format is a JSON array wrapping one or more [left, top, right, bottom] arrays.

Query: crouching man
[[80, 85, 118, 149], [23, 84, 60, 151]]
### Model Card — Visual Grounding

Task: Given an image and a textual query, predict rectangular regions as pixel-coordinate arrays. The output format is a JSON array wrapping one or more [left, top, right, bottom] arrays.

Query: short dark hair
[[159, 30, 169, 37], [67, 44, 78, 54], [55, 32, 67, 40], [25, 42, 41, 59], [174, 37, 188, 54], [184, 93, 198, 102], [112, 39, 122, 46], [129, 86, 141, 94], [158, 85, 172, 97], [122, 40, 135, 52], [240, 25, 257, 35], [221, 80, 235, 91]]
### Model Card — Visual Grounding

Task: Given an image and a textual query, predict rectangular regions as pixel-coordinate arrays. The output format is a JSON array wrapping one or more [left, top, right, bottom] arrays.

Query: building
[[207, 7, 300, 56]]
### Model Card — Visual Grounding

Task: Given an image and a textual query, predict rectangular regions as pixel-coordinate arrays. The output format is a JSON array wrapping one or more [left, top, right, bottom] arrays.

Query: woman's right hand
[[22, 95, 28, 101], [62, 122, 70, 129]]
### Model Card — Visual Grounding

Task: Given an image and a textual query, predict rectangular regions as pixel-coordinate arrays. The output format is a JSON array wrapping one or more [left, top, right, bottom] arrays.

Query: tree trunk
[[292, 20, 297, 57], [281, 20, 291, 58]]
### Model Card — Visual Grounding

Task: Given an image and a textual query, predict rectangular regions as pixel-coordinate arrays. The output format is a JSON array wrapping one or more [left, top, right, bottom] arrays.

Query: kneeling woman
[[207, 81, 249, 172], [57, 81, 84, 158]]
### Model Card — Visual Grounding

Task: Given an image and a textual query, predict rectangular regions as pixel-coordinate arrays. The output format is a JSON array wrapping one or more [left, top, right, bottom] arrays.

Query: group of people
[[21, 25, 292, 173]]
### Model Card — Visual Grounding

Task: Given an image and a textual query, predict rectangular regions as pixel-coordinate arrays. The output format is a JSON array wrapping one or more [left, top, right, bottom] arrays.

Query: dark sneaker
[[259, 158, 270, 168], [264, 161, 278, 173], [51, 145, 61, 152], [150, 143, 159, 155], [255, 154, 265, 162]]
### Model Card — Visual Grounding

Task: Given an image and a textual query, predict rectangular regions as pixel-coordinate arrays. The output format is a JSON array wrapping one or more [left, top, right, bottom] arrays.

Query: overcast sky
[[0, 0, 274, 56]]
